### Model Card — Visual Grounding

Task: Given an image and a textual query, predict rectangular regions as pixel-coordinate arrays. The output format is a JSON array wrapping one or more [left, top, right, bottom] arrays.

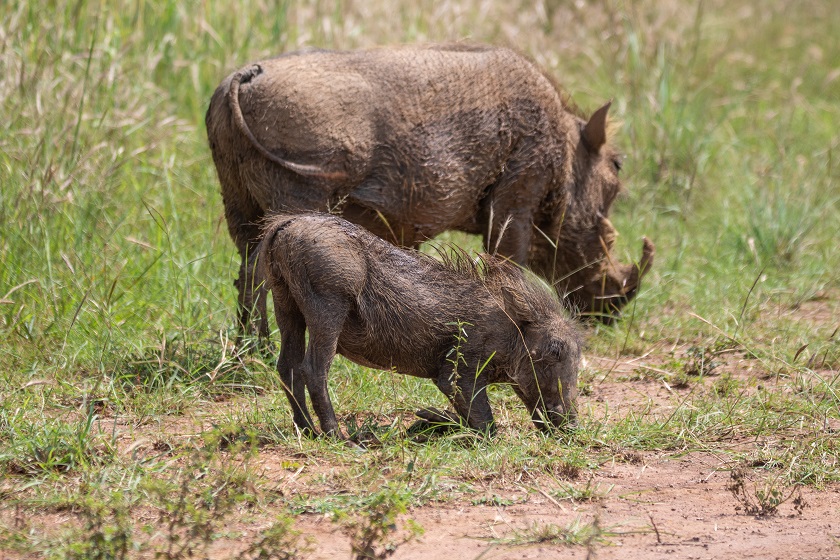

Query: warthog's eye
[[612, 157, 623, 172]]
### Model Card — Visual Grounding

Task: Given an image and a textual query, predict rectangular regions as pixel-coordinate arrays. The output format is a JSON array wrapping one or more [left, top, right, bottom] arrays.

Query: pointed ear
[[582, 101, 611, 153], [500, 286, 532, 326]]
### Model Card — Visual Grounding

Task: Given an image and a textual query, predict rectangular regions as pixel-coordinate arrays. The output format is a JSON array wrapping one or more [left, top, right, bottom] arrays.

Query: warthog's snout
[[576, 237, 655, 324]]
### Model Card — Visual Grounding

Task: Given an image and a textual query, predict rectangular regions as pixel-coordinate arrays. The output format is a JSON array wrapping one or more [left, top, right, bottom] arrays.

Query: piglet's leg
[[272, 287, 315, 434], [434, 368, 496, 436], [298, 297, 350, 438]]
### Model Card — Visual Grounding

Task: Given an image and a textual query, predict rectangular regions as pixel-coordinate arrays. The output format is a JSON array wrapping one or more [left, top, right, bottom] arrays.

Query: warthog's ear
[[582, 101, 611, 153], [500, 285, 534, 327]]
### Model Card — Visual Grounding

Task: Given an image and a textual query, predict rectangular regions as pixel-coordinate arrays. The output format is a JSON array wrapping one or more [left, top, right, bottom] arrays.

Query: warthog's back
[[260, 213, 503, 377], [211, 45, 575, 234]]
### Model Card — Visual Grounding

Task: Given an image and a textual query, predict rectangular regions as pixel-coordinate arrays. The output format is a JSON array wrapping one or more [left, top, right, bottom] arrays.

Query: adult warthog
[[259, 212, 581, 437], [206, 44, 654, 336]]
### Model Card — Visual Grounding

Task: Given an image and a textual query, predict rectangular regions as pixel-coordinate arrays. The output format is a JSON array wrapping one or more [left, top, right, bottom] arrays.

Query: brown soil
[[290, 454, 840, 560], [281, 351, 840, 560]]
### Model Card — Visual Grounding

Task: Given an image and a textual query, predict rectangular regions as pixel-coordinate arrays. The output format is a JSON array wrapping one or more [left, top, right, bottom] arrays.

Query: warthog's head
[[518, 317, 582, 431], [490, 260, 582, 432], [534, 102, 655, 324]]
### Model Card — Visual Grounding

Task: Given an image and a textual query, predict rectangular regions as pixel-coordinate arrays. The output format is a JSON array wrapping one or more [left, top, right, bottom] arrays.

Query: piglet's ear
[[501, 286, 533, 326], [582, 101, 611, 153]]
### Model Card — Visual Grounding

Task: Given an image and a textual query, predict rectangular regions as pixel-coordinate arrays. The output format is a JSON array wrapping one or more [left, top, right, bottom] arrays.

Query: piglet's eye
[[547, 339, 567, 358]]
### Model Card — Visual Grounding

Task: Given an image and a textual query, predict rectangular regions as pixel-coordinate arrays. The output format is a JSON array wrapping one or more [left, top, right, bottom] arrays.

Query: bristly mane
[[428, 244, 567, 319], [482, 254, 568, 317], [426, 243, 485, 282]]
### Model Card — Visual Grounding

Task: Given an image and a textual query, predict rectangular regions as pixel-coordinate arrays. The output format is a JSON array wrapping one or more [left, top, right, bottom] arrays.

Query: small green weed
[[241, 515, 312, 560], [550, 478, 613, 503], [334, 485, 424, 560], [142, 441, 259, 559], [710, 373, 741, 398], [682, 345, 722, 377], [726, 466, 807, 517], [497, 516, 611, 547], [470, 494, 520, 507], [60, 491, 135, 560]]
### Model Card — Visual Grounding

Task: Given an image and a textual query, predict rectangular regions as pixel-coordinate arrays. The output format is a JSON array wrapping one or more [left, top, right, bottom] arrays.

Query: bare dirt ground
[[291, 455, 840, 560], [282, 363, 840, 560]]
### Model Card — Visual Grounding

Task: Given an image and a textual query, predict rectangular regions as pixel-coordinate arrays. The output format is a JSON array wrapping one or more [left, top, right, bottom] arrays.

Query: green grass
[[1, 0, 839, 556]]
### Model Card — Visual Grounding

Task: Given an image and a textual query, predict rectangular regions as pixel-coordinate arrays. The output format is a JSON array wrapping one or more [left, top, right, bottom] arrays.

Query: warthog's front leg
[[433, 367, 496, 436]]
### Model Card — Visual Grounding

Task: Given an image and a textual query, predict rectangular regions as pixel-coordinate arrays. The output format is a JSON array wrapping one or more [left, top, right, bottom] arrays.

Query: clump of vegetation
[[726, 466, 807, 517], [550, 478, 613, 503], [0, 407, 114, 477], [62, 491, 135, 560], [681, 344, 722, 377], [334, 485, 424, 560], [470, 494, 520, 507], [241, 516, 312, 560], [141, 437, 261, 559], [497, 516, 611, 548]]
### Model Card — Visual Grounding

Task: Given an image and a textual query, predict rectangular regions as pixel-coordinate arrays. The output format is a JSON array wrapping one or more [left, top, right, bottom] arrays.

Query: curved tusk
[[621, 237, 655, 294], [638, 237, 655, 279]]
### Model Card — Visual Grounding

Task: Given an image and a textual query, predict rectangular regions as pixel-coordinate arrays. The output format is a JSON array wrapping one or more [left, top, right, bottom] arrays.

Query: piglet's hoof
[[415, 407, 461, 424], [407, 408, 462, 442]]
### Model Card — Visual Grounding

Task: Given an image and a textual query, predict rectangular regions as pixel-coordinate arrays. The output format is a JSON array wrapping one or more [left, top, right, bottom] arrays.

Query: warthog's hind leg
[[298, 297, 350, 438], [272, 281, 316, 434]]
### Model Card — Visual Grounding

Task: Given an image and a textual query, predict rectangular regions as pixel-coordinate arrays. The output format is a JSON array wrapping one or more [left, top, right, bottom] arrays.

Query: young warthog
[[259, 213, 581, 436], [206, 44, 654, 337]]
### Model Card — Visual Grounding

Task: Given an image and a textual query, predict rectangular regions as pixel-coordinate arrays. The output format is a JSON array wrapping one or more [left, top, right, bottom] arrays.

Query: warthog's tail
[[227, 64, 348, 181]]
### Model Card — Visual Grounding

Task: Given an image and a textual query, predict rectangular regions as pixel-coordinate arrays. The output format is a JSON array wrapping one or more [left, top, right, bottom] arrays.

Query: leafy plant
[[61, 491, 135, 560], [726, 466, 807, 517], [334, 485, 424, 560], [143, 442, 258, 559], [242, 515, 312, 560]]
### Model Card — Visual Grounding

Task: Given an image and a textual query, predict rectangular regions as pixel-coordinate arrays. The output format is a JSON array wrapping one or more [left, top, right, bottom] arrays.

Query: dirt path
[[289, 451, 839, 560]]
